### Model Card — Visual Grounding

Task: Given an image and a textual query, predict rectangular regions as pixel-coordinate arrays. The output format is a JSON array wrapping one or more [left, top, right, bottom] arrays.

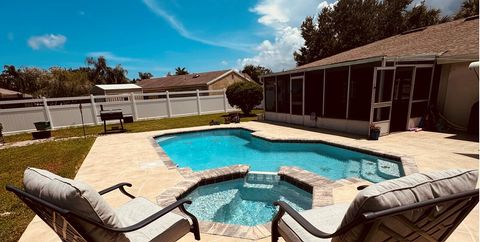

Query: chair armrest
[[272, 201, 333, 239], [357, 184, 369, 190], [72, 198, 196, 233], [98, 183, 135, 199]]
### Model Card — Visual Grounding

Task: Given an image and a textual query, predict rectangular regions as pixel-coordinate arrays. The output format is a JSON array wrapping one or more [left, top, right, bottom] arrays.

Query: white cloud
[[27, 34, 67, 50], [410, 0, 460, 15], [239, 27, 304, 71], [221, 60, 229, 66], [87, 51, 142, 62], [239, 0, 331, 71], [250, 0, 328, 29], [142, 0, 253, 51]]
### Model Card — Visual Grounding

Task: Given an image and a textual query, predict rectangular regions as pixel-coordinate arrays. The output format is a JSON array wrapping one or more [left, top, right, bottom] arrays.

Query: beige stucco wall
[[208, 72, 249, 90], [436, 62, 479, 128]]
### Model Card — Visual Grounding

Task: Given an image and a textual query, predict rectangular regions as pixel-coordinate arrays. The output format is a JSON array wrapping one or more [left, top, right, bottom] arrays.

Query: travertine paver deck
[[18, 121, 478, 242]]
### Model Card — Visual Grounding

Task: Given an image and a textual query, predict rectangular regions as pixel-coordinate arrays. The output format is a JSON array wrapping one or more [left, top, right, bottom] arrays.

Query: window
[[348, 64, 376, 120], [413, 67, 432, 100], [291, 77, 303, 115], [410, 102, 428, 118], [374, 69, 394, 103], [264, 77, 276, 112], [373, 107, 391, 122], [324, 67, 348, 119], [304, 70, 324, 117], [276, 75, 290, 113]]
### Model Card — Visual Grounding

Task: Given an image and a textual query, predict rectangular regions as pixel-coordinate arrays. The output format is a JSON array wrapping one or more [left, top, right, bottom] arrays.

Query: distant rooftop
[[0, 87, 32, 99], [137, 69, 254, 91]]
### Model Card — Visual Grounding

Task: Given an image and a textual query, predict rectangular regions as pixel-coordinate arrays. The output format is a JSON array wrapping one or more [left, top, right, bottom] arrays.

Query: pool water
[[184, 174, 312, 226], [157, 128, 403, 183]]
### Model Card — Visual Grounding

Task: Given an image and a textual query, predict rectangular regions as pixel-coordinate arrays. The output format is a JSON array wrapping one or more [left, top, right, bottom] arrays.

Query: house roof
[[138, 69, 234, 90], [94, 84, 142, 90], [0, 88, 32, 99], [297, 17, 479, 70]]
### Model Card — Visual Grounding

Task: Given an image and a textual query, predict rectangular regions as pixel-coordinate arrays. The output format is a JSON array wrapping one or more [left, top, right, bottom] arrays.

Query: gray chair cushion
[[116, 197, 191, 242], [278, 203, 350, 242], [23, 167, 123, 241], [337, 168, 478, 241]]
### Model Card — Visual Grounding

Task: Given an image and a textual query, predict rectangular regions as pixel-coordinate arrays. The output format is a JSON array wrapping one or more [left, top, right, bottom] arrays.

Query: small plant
[[369, 124, 380, 132], [226, 81, 263, 116], [369, 124, 381, 140]]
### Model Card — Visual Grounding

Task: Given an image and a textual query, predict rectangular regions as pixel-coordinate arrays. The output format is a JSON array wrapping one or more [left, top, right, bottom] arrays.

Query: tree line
[[0, 57, 215, 98], [294, 0, 479, 66]]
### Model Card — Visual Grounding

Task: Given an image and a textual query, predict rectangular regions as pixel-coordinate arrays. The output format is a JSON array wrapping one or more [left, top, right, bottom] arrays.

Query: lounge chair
[[6, 167, 200, 242], [272, 169, 478, 242]]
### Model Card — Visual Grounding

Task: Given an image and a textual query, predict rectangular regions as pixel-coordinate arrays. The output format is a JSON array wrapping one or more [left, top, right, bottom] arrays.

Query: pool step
[[244, 171, 280, 186]]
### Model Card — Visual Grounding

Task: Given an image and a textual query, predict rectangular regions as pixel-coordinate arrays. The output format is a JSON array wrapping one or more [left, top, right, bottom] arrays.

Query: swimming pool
[[156, 128, 403, 182], [183, 174, 312, 226]]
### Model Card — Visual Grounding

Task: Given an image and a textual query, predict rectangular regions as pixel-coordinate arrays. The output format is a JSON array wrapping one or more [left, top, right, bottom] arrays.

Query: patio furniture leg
[[179, 204, 200, 240]]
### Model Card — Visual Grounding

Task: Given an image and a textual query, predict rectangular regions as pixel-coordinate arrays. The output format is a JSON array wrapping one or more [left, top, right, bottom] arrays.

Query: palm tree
[[175, 67, 189, 75]]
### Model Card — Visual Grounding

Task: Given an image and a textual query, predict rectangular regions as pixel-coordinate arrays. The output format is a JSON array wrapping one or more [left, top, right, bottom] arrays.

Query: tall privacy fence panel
[[0, 89, 235, 134]]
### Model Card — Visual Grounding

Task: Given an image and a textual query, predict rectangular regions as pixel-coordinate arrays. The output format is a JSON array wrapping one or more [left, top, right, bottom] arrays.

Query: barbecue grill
[[99, 109, 125, 134]]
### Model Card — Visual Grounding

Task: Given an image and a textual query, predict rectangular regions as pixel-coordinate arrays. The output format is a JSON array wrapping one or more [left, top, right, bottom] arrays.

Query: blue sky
[[0, 0, 462, 79]]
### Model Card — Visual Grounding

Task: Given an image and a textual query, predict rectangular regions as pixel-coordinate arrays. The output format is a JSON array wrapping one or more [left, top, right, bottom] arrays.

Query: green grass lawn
[[4, 110, 262, 143], [0, 111, 261, 241], [0, 137, 96, 242]]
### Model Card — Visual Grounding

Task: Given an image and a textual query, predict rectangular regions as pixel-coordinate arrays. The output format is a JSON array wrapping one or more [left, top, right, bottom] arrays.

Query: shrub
[[226, 81, 263, 116]]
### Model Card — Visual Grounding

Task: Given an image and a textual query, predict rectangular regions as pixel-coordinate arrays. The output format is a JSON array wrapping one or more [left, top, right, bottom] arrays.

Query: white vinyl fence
[[0, 89, 236, 134]]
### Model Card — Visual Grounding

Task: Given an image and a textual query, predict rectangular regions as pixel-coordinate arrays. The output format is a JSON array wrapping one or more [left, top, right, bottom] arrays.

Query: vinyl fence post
[[166, 91, 172, 118], [90, 94, 98, 125], [42, 97, 54, 129], [196, 89, 201, 115], [223, 88, 228, 113], [130, 92, 138, 121]]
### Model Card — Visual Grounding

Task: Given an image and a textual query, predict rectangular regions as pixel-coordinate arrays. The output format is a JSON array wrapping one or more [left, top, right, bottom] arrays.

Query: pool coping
[[150, 125, 419, 176], [149, 125, 419, 239]]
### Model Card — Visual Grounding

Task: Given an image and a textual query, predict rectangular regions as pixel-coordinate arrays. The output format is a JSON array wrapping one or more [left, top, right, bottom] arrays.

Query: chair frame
[[272, 189, 479, 242], [6, 182, 200, 241]]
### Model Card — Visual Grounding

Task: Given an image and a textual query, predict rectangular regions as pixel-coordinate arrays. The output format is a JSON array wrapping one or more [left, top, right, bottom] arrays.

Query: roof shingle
[[298, 17, 479, 69]]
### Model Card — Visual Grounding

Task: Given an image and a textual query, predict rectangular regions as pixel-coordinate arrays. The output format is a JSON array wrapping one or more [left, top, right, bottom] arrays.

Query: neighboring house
[[0, 88, 33, 101], [261, 16, 479, 136], [0, 88, 33, 109], [137, 69, 253, 93]]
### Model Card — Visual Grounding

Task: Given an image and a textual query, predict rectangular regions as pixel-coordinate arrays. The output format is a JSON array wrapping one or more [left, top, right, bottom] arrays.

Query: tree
[[0, 65, 20, 91], [138, 72, 153, 80], [241, 64, 272, 84], [294, 0, 448, 66], [174, 67, 189, 75], [48, 67, 91, 97], [85, 56, 129, 84], [455, 0, 479, 19], [226, 82, 263, 116], [403, 1, 443, 30]]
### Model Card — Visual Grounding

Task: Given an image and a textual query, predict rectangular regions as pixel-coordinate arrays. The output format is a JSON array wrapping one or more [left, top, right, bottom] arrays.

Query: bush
[[226, 82, 263, 116]]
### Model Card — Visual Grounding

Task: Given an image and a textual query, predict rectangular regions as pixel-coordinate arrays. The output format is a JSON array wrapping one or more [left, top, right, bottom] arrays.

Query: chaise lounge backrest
[[17, 167, 125, 241], [335, 169, 479, 242]]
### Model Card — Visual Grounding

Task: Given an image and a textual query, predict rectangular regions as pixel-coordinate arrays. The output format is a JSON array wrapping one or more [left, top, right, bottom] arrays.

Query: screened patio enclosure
[[261, 57, 438, 136]]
